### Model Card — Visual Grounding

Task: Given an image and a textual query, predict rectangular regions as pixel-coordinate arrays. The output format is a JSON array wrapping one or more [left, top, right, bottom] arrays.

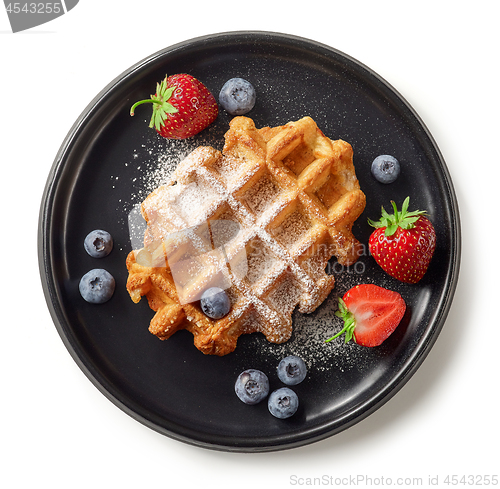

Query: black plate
[[38, 31, 460, 452]]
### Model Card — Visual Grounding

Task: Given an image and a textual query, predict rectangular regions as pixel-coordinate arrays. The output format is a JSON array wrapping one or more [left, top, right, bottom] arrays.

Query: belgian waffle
[[126, 116, 366, 355]]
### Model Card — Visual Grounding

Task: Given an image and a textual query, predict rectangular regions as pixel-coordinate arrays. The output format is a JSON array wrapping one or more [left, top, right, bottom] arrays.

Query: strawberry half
[[326, 284, 406, 347], [130, 74, 218, 139], [368, 197, 436, 284]]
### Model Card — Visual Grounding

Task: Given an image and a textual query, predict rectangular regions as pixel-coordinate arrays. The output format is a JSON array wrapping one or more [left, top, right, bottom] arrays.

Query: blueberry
[[200, 287, 231, 319], [277, 355, 307, 385], [84, 229, 113, 258], [235, 369, 270, 405], [79, 269, 115, 304], [268, 387, 299, 419], [371, 155, 400, 184], [219, 78, 256, 115]]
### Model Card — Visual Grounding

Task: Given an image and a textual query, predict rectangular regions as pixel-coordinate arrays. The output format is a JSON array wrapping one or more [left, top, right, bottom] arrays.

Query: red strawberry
[[326, 284, 406, 347], [130, 74, 218, 139], [368, 197, 436, 284]]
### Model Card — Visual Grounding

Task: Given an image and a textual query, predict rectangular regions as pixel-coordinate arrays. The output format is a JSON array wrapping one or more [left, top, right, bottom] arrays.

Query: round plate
[[38, 31, 460, 452]]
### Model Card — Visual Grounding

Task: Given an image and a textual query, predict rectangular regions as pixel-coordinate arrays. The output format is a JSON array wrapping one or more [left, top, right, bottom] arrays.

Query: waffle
[[126, 116, 366, 355]]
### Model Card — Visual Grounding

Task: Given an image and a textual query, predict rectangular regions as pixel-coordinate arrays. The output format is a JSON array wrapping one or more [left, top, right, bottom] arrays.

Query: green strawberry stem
[[129, 76, 179, 130], [130, 99, 163, 115], [367, 196, 427, 237], [325, 298, 357, 344]]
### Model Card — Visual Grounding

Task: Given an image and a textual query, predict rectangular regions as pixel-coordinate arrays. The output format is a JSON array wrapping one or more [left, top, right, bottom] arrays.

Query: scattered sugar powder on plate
[[246, 260, 373, 373], [116, 127, 224, 249], [126, 124, 223, 199]]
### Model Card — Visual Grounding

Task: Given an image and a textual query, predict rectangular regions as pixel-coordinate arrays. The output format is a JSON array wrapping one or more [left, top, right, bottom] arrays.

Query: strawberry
[[130, 74, 218, 139], [326, 284, 406, 347], [368, 197, 436, 284]]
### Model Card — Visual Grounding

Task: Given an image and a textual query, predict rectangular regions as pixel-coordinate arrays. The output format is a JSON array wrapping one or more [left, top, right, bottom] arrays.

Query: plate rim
[[38, 30, 461, 452]]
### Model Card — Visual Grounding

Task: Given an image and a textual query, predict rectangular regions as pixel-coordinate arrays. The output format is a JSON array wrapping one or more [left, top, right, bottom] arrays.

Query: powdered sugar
[[267, 271, 302, 316], [171, 180, 221, 226], [120, 131, 223, 249], [126, 126, 224, 205], [212, 154, 242, 187], [273, 208, 311, 249], [242, 172, 281, 216], [245, 238, 281, 285], [250, 266, 371, 372]]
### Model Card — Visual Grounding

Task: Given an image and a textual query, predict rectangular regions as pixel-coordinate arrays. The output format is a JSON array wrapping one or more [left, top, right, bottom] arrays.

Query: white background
[[2, 1, 498, 488]]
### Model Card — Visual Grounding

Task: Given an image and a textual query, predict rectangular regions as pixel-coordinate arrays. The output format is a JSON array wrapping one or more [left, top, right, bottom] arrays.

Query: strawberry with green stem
[[368, 197, 436, 284], [326, 284, 406, 347], [130, 74, 218, 139]]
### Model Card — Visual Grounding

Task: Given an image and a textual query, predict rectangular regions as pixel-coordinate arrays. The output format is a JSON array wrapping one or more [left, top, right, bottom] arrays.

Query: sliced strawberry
[[326, 284, 406, 347], [130, 74, 218, 139]]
